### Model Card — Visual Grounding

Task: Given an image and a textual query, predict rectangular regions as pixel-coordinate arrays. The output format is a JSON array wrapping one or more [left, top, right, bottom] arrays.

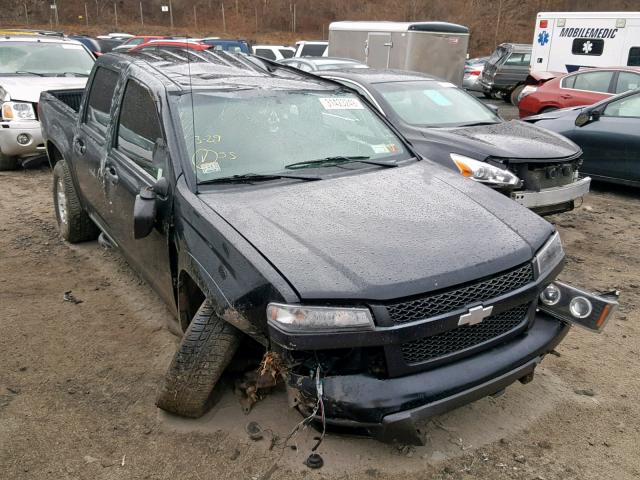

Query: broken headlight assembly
[[450, 153, 520, 187], [1, 101, 36, 121], [534, 231, 564, 277], [267, 303, 374, 333], [538, 281, 618, 332]]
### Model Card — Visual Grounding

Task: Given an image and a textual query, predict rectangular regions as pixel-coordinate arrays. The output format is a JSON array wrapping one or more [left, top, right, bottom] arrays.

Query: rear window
[[571, 71, 613, 93], [615, 72, 640, 94], [300, 44, 327, 57], [255, 48, 276, 60], [85, 67, 119, 134], [561, 75, 576, 89], [572, 38, 604, 56], [487, 46, 508, 64], [628, 47, 640, 66]]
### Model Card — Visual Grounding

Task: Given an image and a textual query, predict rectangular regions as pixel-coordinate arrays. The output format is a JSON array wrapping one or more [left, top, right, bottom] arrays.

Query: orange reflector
[[1, 103, 13, 120], [596, 304, 611, 328], [453, 159, 473, 177]]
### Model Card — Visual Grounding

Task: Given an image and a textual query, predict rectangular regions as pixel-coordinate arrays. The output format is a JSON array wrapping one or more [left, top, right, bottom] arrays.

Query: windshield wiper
[[198, 173, 321, 185], [14, 71, 46, 76], [55, 72, 90, 77], [456, 121, 501, 127], [285, 155, 398, 170]]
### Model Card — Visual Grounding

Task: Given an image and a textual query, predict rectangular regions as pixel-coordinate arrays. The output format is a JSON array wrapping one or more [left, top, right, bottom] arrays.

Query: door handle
[[104, 164, 118, 183], [73, 137, 86, 155]]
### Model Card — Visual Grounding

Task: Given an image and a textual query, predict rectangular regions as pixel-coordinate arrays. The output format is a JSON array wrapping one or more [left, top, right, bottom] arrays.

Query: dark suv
[[38, 48, 616, 445], [479, 43, 532, 104]]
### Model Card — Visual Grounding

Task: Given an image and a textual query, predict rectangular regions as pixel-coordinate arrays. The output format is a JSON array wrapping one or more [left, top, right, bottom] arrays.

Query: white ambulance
[[531, 12, 640, 73]]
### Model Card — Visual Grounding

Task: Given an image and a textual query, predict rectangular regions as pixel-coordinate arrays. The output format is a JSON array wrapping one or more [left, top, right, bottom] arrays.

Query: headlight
[[519, 85, 538, 100], [534, 232, 564, 277], [267, 303, 374, 332], [2, 101, 36, 121], [450, 154, 520, 187], [538, 281, 617, 332]]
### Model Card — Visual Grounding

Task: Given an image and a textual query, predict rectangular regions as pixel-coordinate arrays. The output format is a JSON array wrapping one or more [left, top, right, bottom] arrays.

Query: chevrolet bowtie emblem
[[458, 305, 493, 326]]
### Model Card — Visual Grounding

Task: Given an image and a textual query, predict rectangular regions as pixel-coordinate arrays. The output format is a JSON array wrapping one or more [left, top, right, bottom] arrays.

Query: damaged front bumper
[[510, 176, 591, 215], [286, 312, 570, 445]]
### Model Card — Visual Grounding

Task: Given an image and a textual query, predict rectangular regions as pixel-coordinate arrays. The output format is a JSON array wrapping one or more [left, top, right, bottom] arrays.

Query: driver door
[[572, 92, 640, 183], [103, 79, 175, 306]]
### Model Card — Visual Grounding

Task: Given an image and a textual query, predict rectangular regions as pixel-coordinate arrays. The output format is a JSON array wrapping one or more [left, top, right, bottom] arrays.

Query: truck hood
[[0, 76, 87, 103], [200, 162, 553, 301], [410, 120, 580, 162]]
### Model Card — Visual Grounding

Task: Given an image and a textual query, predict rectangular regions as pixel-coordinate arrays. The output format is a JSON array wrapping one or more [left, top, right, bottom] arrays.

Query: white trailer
[[328, 21, 470, 85], [531, 11, 640, 73]]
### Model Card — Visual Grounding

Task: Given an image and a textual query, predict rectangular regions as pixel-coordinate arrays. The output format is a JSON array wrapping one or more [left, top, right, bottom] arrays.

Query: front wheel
[[52, 160, 99, 243], [156, 300, 242, 418]]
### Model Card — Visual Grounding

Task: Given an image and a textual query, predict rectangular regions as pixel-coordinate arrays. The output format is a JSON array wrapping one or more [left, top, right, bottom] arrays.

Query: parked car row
[[35, 45, 617, 446]]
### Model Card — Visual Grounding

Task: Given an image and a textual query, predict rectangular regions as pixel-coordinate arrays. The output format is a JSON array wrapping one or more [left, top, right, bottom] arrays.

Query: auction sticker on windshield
[[319, 97, 364, 110]]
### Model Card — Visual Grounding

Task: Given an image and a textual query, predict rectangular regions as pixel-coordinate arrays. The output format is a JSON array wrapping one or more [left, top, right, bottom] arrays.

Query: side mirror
[[487, 104, 499, 114], [575, 109, 600, 127], [133, 187, 157, 239]]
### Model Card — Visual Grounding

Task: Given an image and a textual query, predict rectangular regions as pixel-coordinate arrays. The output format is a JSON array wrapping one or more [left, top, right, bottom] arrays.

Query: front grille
[[400, 303, 530, 365], [386, 263, 534, 324]]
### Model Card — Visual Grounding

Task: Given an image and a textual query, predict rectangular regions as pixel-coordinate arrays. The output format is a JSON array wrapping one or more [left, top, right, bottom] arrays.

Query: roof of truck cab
[[107, 50, 339, 91], [329, 21, 469, 34]]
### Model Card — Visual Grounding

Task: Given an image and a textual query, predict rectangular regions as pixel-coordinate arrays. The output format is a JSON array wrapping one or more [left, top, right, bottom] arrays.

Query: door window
[[615, 72, 640, 94], [115, 81, 164, 178], [85, 67, 119, 134], [279, 48, 294, 59], [603, 92, 640, 118], [572, 71, 613, 93], [627, 47, 640, 66], [503, 52, 531, 66]]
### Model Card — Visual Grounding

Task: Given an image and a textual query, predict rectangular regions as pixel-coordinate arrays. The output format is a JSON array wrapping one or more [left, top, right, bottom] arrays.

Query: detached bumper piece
[[288, 313, 569, 445], [511, 176, 591, 212]]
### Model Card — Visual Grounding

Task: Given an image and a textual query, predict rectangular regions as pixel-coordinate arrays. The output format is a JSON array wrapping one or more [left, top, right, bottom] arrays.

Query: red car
[[112, 35, 166, 52], [129, 39, 210, 53], [518, 67, 640, 118]]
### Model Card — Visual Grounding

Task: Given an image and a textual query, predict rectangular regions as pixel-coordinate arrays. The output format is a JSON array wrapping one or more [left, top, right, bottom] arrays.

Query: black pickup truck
[[39, 51, 617, 445]]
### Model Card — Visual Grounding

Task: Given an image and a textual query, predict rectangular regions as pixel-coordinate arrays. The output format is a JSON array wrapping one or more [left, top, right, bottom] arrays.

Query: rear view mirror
[[133, 187, 157, 239]]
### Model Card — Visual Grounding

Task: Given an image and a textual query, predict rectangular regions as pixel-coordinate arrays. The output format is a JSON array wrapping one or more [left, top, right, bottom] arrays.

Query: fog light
[[16, 133, 30, 145], [569, 296, 592, 319], [540, 283, 561, 306]]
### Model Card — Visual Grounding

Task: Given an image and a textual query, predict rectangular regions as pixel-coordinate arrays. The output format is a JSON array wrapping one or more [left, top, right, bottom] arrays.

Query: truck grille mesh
[[386, 263, 534, 323], [400, 303, 531, 365]]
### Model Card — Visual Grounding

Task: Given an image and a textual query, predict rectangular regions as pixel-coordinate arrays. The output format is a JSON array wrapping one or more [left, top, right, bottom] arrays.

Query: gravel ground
[[1, 154, 639, 479]]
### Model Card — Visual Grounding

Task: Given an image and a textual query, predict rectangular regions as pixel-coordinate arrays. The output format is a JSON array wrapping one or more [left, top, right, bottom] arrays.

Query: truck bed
[[39, 89, 85, 163], [43, 89, 84, 113]]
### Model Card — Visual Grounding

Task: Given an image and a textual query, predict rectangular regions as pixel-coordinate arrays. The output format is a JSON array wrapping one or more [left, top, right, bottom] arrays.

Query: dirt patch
[[1, 167, 639, 479]]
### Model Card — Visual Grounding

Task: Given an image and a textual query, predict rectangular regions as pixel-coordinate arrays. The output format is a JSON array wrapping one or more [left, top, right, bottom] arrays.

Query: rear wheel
[[52, 159, 99, 243], [0, 152, 19, 171], [510, 85, 525, 106], [156, 300, 242, 418]]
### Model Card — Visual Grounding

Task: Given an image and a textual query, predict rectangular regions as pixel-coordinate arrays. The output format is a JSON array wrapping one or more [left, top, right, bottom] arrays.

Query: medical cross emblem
[[582, 41, 593, 54], [458, 305, 494, 327], [537, 31, 549, 46]]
